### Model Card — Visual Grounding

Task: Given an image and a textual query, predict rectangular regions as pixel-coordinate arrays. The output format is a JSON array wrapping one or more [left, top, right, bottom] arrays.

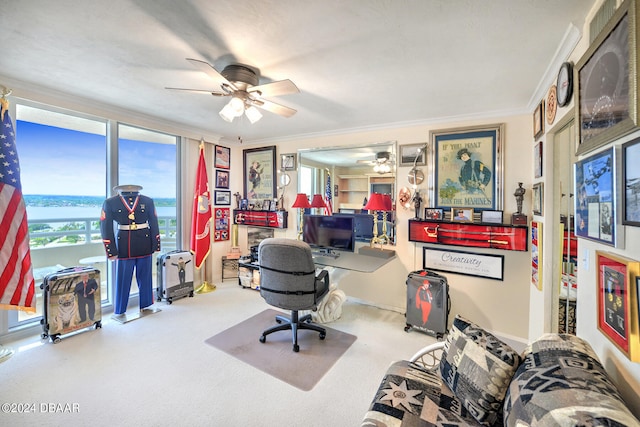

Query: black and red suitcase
[[404, 269, 450, 339], [156, 250, 195, 304], [40, 266, 102, 343]]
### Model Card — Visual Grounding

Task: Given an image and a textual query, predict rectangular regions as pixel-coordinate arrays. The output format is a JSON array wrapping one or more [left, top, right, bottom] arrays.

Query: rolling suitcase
[[156, 250, 195, 304], [404, 269, 450, 339], [40, 266, 102, 343]]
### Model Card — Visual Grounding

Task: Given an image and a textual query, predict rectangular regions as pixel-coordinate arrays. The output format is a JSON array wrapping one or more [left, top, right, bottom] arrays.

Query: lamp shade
[[381, 194, 393, 211], [310, 194, 326, 208], [364, 193, 387, 211], [292, 193, 311, 208]]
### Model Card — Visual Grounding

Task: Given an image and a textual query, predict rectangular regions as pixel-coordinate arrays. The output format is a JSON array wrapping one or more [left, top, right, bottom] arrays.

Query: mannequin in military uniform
[[100, 184, 161, 315]]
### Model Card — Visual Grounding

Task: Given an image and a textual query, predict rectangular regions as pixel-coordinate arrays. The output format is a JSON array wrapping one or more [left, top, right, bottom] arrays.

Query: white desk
[[79, 255, 107, 266], [312, 249, 395, 272]]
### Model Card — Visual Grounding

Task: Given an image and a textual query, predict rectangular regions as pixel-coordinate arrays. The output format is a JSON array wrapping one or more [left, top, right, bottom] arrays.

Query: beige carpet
[[205, 308, 357, 391]]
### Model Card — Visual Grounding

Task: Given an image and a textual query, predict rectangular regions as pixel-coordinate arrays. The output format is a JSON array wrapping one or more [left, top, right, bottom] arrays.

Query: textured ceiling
[[0, 0, 592, 145]]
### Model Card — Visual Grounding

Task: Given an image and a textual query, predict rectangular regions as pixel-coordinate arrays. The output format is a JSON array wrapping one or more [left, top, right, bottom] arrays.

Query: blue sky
[[16, 121, 176, 198]]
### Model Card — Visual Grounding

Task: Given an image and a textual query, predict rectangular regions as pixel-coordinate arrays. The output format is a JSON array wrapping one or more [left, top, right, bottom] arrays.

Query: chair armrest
[[409, 341, 446, 371], [316, 269, 329, 288]]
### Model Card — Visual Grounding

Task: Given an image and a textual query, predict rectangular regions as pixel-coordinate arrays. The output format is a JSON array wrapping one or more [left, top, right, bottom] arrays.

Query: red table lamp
[[310, 194, 326, 214], [292, 193, 311, 240], [364, 193, 389, 247]]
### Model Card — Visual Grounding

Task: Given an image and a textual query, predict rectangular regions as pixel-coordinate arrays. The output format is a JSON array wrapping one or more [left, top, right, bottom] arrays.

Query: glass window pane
[[14, 104, 107, 326], [117, 124, 177, 298]]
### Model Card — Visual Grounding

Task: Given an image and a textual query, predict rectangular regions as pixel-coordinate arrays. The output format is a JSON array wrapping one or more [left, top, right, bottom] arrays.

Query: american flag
[[0, 98, 35, 313], [324, 173, 333, 215]]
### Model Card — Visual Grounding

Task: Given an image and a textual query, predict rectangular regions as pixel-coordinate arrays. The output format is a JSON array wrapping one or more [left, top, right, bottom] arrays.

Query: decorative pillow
[[439, 315, 522, 426]]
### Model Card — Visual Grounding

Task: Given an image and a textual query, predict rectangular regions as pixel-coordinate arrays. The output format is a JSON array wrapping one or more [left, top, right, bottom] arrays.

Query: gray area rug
[[204, 309, 357, 391]]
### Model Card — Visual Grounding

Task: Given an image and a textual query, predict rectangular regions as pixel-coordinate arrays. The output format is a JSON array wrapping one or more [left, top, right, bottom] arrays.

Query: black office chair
[[258, 238, 330, 352]]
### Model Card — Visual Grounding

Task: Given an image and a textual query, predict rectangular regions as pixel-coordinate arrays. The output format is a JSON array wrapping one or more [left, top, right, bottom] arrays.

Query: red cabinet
[[408, 219, 528, 251]]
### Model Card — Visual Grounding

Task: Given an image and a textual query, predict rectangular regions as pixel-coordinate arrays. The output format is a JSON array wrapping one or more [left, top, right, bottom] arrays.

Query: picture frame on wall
[[532, 183, 543, 216], [280, 153, 297, 171], [533, 101, 544, 139], [215, 145, 230, 169], [215, 169, 229, 189], [243, 145, 277, 206], [399, 143, 427, 166], [575, 0, 640, 156], [534, 140, 543, 178], [574, 147, 617, 246], [531, 221, 542, 290], [596, 251, 640, 362], [214, 190, 231, 206], [622, 136, 640, 226], [430, 123, 504, 212], [214, 207, 230, 242]]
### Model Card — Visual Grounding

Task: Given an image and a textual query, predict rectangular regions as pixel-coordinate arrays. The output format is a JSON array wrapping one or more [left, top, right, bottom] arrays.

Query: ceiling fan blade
[[185, 58, 238, 91], [165, 87, 227, 97], [253, 98, 297, 118], [249, 79, 299, 98]]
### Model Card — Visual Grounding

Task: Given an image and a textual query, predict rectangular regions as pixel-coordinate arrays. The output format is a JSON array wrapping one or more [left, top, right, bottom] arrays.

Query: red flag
[[190, 144, 212, 269], [0, 98, 36, 313]]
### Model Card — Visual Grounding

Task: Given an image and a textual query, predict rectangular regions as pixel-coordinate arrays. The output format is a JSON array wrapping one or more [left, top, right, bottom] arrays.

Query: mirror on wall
[[298, 141, 397, 245]]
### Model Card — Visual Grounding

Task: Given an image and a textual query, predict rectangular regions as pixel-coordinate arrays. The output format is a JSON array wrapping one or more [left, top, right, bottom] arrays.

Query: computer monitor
[[303, 214, 355, 255], [334, 212, 375, 242]]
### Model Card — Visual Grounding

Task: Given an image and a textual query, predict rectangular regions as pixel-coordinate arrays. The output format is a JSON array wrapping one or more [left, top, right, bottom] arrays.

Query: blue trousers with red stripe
[[114, 255, 153, 314]]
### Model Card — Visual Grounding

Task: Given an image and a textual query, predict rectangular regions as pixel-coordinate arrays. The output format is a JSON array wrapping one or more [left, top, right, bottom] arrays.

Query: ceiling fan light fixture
[[219, 102, 236, 122], [245, 105, 263, 124], [228, 96, 245, 116]]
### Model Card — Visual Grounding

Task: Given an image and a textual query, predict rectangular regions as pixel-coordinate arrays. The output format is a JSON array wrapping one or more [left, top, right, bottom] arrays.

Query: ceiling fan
[[166, 58, 299, 123], [356, 151, 395, 173]]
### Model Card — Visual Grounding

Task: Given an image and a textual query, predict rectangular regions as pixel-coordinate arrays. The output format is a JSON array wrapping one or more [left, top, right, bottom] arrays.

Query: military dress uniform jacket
[[100, 192, 161, 259]]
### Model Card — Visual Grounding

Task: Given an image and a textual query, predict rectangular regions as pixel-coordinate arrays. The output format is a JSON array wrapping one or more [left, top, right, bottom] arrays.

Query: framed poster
[[243, 145, 276, 206], [430, 124, 503, 212], [622, 136, 640, 226], [214, 207, 230, 242], [214, 190, 231, 206], [215, 170, 229, 189], [215, 145, 230, 169], [575, 0, 640, 155], [399, 143, 427, 166], [574, 147, 617, 246], [423, 247, 504, 281], [596, 251, 640, 361], [531, 221, 542, 290]]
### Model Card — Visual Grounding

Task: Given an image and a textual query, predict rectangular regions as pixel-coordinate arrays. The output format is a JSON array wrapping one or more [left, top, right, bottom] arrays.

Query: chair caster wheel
[[293, 344, 299, 352], [319, 333, 326, 340], [259, 335, 266, 343], [276, 319, 282, 324]]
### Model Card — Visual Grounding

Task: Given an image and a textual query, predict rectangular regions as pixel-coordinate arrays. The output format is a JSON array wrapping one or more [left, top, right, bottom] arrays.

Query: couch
[[362, 315, 640, 427]]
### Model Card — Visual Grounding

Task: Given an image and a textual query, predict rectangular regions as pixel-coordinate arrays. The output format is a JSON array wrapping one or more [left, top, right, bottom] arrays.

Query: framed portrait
[[424, 208, 444, 221], [451, 207, 473, 222], [240, 198, 249, 211], [534, 140, 543, 178], [622, 136, 640, 226], [575, 0, 640, 155], [214, 208, 230, 242], [481, 210, 503, 224], [531, 221, 542, 290], [243, 145, 277, 206], [214, 190, 231, 206], [532, 183, 543, 216], [215, 169, 229, 189], [399, 143, 427, 166], [533, 100, 544, 139], [596, 251, 640, 361], [262, 199, 272, 211], [430, 124, 504, 212], [280, 153, 297, 171], [215, 145, 230, 169], [574, 147, 618, 246]]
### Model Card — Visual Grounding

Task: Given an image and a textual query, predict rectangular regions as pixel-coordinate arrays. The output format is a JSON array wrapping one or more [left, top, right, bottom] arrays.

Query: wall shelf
[[233, 210, 288, 229], [408, 219, 528, 251]]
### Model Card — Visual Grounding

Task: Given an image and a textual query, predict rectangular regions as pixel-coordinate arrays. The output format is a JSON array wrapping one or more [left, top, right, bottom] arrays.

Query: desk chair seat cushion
[[258, 238, 329, 311]]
